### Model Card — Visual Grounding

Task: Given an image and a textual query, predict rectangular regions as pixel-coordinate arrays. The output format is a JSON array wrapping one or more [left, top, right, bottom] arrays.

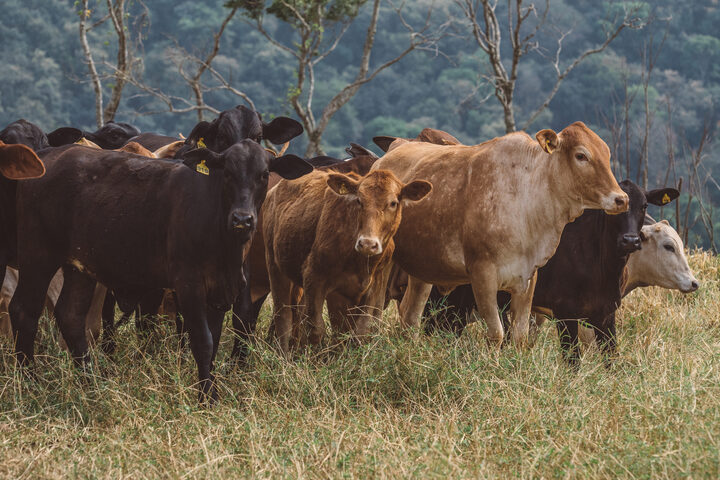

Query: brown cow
[[263, 169, 431, 354], [371, 122, 628, 346]]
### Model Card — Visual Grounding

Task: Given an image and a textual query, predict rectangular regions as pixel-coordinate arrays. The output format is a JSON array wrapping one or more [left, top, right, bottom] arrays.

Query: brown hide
[[371, 122, 627, 346], [263, 168, 430, 353]]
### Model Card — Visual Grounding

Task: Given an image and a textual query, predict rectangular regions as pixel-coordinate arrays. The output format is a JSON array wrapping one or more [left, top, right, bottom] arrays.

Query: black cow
[[9, 141, 312, 403], [82, 121, 141, 149], [421, 180, 679, 366], [100, 106, 305, 347], [0, 119, 82, 151], [179, 105, 303, 156]]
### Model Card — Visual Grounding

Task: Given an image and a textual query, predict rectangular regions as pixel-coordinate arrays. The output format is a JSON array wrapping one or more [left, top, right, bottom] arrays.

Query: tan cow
[[371, 122, 628, 346], [263, 169, 431, 354]]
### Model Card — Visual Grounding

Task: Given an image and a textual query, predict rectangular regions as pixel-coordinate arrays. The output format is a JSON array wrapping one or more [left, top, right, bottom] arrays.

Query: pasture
[[1, 251, 717, 478]]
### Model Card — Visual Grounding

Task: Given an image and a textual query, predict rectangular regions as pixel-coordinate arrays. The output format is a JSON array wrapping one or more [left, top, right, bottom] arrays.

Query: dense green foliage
[[0, 0, 718, 246]]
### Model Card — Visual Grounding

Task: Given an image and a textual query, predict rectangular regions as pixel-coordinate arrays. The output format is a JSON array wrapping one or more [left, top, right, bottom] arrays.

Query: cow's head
[[629, 220, 699, 293], [181, 140, 312, 242], [0, 141, 45, 179], [183, 106, 303, 153], [83, 121, 141, 150], [609, 180, 679, 256], [536, 122, 628, 214], [326, 169, 432, 256], [0, 119, 81, 151]]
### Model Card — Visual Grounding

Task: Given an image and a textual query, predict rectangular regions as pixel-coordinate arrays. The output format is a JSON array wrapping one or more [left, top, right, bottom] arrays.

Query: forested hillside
[[1, 0, 718, 247]]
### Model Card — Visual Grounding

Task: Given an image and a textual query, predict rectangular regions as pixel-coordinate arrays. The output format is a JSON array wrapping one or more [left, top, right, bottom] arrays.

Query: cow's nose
[[232, 213, 255, 230], [691, 280, 699, 291], [619, 234, 641, 252], [355, 237, 382, 256]]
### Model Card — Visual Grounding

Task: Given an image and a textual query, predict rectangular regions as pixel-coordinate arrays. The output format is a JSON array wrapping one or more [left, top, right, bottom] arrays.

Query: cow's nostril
[[615, 195, 627, 207], [692, 281, 699, 290], [232, 213, 254, 229]]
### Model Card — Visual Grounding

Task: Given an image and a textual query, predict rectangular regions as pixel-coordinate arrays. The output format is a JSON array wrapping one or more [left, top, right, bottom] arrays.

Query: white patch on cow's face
[[629, 223, 699, 293]]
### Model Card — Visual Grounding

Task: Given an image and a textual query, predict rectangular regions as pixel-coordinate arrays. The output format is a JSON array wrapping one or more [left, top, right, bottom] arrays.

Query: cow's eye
[[575, 152, 587, 161], [356, 198, 362, 207], [664, 244, 675, 253], [643, 204, 648, 210], [389, 200, 398, 209]]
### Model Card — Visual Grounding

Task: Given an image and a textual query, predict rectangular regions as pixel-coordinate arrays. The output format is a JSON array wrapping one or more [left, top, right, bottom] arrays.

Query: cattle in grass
[[420, 180, 680, 365], [9, 141, 312, 403], [370, 122, 628, 347], [262, 168, 431, 354], [229, 153, 381, 361]]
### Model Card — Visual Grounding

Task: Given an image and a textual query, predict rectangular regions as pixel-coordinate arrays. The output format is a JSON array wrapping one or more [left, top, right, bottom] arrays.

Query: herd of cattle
[[0, 106, 700, 404]]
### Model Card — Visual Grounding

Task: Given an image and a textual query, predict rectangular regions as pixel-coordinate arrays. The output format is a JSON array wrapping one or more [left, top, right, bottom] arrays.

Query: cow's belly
[[392, 228, 469, 286]]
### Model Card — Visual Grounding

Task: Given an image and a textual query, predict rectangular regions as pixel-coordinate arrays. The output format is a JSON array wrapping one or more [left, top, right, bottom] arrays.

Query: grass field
[[1, 252, 718, 479]]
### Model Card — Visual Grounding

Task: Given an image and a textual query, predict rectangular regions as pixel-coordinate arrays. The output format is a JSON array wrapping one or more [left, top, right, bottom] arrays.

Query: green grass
[[1, 252, 719, 478]]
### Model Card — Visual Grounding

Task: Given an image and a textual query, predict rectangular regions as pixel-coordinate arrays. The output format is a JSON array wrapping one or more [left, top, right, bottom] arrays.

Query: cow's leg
[[268, 263, 295, 356], [101, 288, 117, 354], [230, 262, 256, 362], [176, 290, 216, 405], [593, 313, 617, 367], [52, 268, 97, 364], [10, 265, 58, 366], [84, 283, 107, 346], [468, 267, 503, 346], [398, 275, 433, 330], [556, 319, 580, 369], [507, 272, 537, 347], [327, 292, 352, 337], [300, 278, 327, 348]]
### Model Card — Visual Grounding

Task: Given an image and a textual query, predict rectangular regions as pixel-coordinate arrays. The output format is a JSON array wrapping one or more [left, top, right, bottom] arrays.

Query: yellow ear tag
[[338, 184, 348, 195], [196, 160, 210, 176], [197, 137, 207, 149], [662, 193, 670, 204], [545, 139, 554, 154]]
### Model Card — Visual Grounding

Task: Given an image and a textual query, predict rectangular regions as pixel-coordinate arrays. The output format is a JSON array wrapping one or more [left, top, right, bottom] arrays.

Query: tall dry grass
[[0, 252, 718, 478]]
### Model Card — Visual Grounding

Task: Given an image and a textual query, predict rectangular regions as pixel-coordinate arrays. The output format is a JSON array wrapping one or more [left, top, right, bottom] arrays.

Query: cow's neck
[[514, 154, 588, 276]]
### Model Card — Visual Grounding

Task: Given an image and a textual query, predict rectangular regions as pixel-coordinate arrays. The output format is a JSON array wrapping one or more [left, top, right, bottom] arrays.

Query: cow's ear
[[268, 153, 313, 180], [373, 136, 398, 153], [46, 127, 82, 147], [185, 121, 213, 149], [181, 148, 223, 175], [0, 141, 46, 179], [660, 219, 670, 226], [262, 117, 303, 144], [400, 180, 432, 203], [536, 129, 558, 154], [345, 142, 378, 159], [646, 188, 680, 206], [327, 173, 359, 197], [153, 140, 185, 159]]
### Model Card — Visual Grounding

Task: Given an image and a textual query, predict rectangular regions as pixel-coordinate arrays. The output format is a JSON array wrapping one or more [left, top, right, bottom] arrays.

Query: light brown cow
[[263, 169, 431, 354], [371, 122, 628, 346]]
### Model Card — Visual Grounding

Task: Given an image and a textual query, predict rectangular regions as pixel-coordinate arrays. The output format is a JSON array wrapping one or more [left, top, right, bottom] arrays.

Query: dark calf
[[9, 141, 311, 403], [82, 121, 141, 149]]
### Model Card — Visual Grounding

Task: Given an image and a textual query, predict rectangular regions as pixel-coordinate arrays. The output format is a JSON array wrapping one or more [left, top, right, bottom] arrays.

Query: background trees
[[0, 0, 718, 248]]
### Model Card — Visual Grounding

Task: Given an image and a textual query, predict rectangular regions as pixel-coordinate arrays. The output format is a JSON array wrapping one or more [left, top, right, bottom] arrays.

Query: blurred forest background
[[0, 0, 718, 248]]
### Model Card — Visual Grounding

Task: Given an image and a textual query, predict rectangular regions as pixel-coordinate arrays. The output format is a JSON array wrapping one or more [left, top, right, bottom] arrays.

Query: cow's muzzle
[[355, 236, 382, 256], [618, 233, 641, 254], [231, 212, 255, 230]]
